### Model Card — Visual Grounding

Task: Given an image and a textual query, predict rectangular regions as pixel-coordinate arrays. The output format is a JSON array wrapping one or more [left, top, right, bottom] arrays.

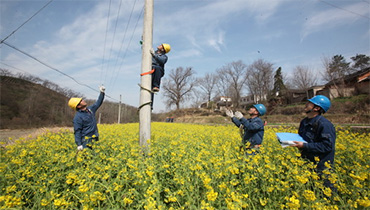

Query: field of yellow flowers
[[1, 123, 369, 209]]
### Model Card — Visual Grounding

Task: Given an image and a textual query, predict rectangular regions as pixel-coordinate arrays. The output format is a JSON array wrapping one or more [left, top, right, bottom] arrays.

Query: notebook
[[276, 132, 307, 148]]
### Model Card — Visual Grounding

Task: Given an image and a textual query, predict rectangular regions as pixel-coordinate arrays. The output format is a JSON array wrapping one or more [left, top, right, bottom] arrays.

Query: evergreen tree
[[351, 54, 370, 70], [328, 55, 352, 79], [272, 67, 287, 97]]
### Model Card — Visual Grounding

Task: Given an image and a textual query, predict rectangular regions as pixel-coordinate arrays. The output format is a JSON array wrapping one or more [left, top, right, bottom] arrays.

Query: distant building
[[285, 89, 307, 104], [317, 67, 370, 99], [215, 96, 232, 111], [307, 85, 325, 99], [239, 94, 267, 109]]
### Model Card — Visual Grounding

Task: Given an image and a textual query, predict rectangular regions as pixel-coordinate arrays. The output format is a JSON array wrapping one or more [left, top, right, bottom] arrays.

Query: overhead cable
[[0, 0, 54, 44], [110, 2, 144, 90], [2, 41, 118, 102], [100, 0, 112, 86], [105, 0, 123, 82], [319, 0, 370, 20], [0, 62, 30, 74]]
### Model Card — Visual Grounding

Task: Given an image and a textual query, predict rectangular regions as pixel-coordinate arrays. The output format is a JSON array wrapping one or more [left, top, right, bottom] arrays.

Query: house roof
[[358, 71, 370, 82], [325, 67, 370, 86]]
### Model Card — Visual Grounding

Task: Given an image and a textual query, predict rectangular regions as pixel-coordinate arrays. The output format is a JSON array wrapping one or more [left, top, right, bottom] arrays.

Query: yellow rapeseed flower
[[303, 190, 316, 201], [206, 189, 218, 202]]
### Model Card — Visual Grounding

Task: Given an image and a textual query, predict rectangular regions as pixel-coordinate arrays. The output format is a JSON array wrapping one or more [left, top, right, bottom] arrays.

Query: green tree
[[328, 55, 352, 79], [351, 54, 370, 70], [272, 67, 287, 98]]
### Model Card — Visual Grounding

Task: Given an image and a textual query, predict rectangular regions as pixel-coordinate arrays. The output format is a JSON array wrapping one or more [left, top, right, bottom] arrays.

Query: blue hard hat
[[253, 104, 266, 116], [308, 95, 331, 113]]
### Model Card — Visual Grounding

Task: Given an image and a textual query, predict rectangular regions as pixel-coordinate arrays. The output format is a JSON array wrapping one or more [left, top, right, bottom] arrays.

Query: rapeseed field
[[0, 123, 369, 209]]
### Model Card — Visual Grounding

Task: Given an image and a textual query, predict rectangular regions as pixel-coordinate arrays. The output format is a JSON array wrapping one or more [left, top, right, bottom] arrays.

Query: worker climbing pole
[[139, 0, 154, 155]]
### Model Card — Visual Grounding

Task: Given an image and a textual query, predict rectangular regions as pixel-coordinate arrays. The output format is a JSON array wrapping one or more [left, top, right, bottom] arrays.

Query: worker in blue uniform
[[226, 104, 266, 155], [150, 43, 170, 92], [292, 95, 336, 193], [68, 86, 105, 151], [149, 43, 170, 110]]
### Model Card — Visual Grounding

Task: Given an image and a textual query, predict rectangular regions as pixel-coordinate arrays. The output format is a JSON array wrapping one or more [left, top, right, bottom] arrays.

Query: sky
[[1, 0, 369, 113]]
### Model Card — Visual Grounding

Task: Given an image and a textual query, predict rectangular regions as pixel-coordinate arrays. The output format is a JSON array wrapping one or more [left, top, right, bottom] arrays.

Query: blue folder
[[276, 132, 307, 148]]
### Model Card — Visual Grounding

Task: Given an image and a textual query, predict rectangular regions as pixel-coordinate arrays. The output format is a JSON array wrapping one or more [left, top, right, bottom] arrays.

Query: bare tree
[[0, 68, 13, 76], [197, 73, 217, 103], [216, 60, 248, 108], [291, 65, 318, 98], [162, 67, 196, 110], [246, 59, 274, 102], [190, 89, 205, 108]]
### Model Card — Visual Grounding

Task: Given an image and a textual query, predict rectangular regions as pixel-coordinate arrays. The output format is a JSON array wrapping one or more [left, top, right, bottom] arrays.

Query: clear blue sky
[[1, 0, 369, 112]]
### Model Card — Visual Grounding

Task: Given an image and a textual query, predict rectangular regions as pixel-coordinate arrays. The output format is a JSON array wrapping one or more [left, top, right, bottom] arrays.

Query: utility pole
[[139, 0, 153, 155], [118, 94, 121, 124]]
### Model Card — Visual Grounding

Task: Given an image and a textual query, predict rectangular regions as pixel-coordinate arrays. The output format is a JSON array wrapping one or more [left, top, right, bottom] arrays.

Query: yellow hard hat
[[162, 43, 171, 53], [68, 98, 82, 111]]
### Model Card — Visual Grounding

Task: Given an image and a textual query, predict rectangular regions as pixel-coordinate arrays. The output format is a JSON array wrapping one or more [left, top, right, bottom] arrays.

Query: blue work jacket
[[73, 92, 105, 146], [152, 51, 168, 70], [298, 115, 336, 171], [231, 116, 264, 146]]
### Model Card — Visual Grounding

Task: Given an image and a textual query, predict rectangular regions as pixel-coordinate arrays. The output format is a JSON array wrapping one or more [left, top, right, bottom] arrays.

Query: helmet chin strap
[[306, 105, 320, 114], [305, 109, 313, 114]]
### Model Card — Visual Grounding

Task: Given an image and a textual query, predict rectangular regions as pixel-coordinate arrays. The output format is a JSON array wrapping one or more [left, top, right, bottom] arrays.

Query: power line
[[2, 41, 119, 102], [110, 1, 144, 90], [100, 0, 113, 85], [0, 62, 30, 74], [319, 0, 370, 20], [0, 0, 54, 44], [105, 0, 123, 82], [112, 4, 144, 88], [108, 0, 140, 86]]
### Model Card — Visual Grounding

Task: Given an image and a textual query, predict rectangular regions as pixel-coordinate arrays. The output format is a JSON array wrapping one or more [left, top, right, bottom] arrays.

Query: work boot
[[152, 87, 160, 92]]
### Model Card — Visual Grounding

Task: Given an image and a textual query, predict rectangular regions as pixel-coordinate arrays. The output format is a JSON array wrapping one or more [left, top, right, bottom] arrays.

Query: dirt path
[[0, 127, 73, 146]]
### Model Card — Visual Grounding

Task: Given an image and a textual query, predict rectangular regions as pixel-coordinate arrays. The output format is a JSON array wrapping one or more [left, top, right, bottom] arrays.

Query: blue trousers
[[152, 65, 164, 89]]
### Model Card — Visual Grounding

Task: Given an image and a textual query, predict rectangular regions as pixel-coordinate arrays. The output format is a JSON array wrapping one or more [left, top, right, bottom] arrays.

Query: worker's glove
[[225, 110, 234, 118], [99, 85, 105, 93], [150, 48, 155, 56], [77, 145, 83, 151], [235, 111, 244, 119]]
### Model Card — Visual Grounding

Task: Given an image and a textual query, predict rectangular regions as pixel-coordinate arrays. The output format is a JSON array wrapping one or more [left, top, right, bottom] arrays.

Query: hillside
[[1, 75, 369, 130], [0, 76, 73, 129], [0, 75, 139, 129]]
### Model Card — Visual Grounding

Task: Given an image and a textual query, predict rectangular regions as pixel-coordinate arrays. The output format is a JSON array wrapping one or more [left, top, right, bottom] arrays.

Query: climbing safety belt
[[140, 68, 155, 76]]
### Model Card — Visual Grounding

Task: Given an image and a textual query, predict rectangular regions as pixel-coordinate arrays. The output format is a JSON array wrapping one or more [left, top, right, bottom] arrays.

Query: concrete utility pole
[[118, 94, 121, 124], [139, 0, 153, 154]]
